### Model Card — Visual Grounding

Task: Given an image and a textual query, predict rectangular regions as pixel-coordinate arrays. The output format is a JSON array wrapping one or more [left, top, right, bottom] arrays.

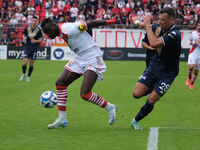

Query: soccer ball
[[40, 91, 57, 108]]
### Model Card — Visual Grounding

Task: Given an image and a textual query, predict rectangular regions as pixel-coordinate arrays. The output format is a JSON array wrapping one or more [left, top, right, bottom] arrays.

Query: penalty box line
[[147, 127, 200, 150]]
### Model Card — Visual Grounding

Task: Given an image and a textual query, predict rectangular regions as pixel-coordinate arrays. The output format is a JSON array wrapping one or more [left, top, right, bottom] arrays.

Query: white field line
[[161, 127, 200, 130], [147, 127, 159, 150], [147, 127, 200, 150]]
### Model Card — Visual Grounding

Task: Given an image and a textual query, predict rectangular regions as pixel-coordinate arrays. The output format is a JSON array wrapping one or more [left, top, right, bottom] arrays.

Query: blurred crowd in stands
[[0, 0, 200, 46]]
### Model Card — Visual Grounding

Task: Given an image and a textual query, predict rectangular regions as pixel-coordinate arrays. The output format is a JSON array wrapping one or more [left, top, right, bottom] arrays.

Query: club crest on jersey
[[155, 27, 161, 38]]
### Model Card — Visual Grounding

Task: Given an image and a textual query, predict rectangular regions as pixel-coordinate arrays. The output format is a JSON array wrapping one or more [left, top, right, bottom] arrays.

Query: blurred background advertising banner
[[7, 46, 50, 60], [51, 46, 75, 61], [93, 29, 192, 49], [102, 48, 189, 61], [52, 36, 68, 47], [0, 45, 7, 59]]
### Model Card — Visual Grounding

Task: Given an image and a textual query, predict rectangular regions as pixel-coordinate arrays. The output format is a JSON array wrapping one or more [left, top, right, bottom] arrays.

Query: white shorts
[[188, 52, 200, 70], [64, 55, 107, 81]]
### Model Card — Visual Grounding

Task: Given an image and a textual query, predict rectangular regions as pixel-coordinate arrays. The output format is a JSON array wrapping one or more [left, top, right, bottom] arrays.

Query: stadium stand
[[0, 0, 200, 46]]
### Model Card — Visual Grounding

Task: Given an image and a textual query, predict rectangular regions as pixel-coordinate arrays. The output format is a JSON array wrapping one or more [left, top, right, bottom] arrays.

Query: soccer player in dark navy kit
[[19, 16, 43, 82], [131, 7, 181, 129]]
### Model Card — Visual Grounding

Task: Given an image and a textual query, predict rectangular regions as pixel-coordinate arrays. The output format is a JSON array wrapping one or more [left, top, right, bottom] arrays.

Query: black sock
[[22, 65, 26, 74], [28, 66, 33, 77], [135, 100, 154, 122]]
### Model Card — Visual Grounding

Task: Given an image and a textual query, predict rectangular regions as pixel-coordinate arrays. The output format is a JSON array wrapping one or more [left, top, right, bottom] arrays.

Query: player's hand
[[106, 13, 118, 24], [142, 15, 151, 27], [132, 16, 140, 24], [31, 39, 37, 43], [112, 12, 118, 20]]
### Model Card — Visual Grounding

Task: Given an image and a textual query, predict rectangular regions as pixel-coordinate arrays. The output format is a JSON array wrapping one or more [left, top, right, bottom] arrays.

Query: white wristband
[[134, 20, 140, 25]]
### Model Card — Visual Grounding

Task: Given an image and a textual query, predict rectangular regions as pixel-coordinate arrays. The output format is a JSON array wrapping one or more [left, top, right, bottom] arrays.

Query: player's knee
[[80, 86, 91, 96], [23, 62, 27, 66], [132, 91, 141, 99], [55, 80, 59, 86], [55, 79, 65, 86]]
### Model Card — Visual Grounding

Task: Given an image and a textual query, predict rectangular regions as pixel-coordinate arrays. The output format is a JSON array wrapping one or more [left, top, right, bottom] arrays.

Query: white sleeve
[[74, 21, 87, 32], [61, 22, 87, 38]]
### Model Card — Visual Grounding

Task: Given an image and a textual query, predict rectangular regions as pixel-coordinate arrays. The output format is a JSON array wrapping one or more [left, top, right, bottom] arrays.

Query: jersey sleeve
[[24, 27, 28, 36], [142, 33, 148, 43], [61, 22, 87, 38], [75, 21, 87, 32], [38, 27, 43, 39], [161, 30, 180, 47]]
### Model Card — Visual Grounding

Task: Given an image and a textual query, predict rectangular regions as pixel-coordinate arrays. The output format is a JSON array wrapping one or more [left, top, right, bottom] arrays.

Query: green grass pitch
[[0, 59, 200, 150]]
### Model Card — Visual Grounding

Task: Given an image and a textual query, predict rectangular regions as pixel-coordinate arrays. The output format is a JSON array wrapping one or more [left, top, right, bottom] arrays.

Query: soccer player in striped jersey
[[186, 21, 200, 89], [41, 15, 118, 129]]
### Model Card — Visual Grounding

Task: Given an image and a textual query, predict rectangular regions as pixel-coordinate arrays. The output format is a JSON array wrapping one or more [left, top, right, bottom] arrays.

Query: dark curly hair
[[41, 18, 54, 29]]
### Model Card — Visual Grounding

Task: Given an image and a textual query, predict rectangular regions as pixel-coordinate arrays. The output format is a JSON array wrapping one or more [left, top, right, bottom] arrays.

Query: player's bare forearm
[[86, 14, 118, 28], [132, 16, 145, 27], [35, 38, 43, 43], [86, 15, 117, 36], [38, 38, 43, 43], [31, 38, 43, 44], [137, 22, 145, 27], [86, 20, 107, 28], [141, 42, 155, 50], [146, 26, 162, 48]]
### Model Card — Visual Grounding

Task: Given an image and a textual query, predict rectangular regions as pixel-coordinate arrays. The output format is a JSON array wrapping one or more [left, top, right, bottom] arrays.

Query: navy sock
[[22, 65, 26, 74], [135, 100, 154, 122], [28, 66, 33, 77]]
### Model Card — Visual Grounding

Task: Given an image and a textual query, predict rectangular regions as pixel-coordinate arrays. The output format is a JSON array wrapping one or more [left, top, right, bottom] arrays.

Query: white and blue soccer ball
[[40, 91, 57, 108]]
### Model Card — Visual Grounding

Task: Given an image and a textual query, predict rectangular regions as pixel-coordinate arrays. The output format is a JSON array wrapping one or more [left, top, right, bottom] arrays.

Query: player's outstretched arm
[[86, 14, 118, 29], [132, 16, 145, 27], [86, 14, 118, 36]]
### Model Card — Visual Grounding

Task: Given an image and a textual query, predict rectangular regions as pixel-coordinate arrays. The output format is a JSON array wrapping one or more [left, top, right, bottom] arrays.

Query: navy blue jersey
[[24, 25, 43, 52], [142, 33, 156, 68], [147, 23, 181, 75]]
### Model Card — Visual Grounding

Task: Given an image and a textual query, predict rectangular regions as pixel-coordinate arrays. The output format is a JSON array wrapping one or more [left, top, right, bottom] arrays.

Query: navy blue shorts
[[24, 50, 37, 60], [138, 69, 177, 96]]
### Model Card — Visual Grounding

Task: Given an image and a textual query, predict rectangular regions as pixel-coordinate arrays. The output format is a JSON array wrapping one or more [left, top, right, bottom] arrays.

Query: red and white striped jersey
[[189, 31, 200, 55]]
